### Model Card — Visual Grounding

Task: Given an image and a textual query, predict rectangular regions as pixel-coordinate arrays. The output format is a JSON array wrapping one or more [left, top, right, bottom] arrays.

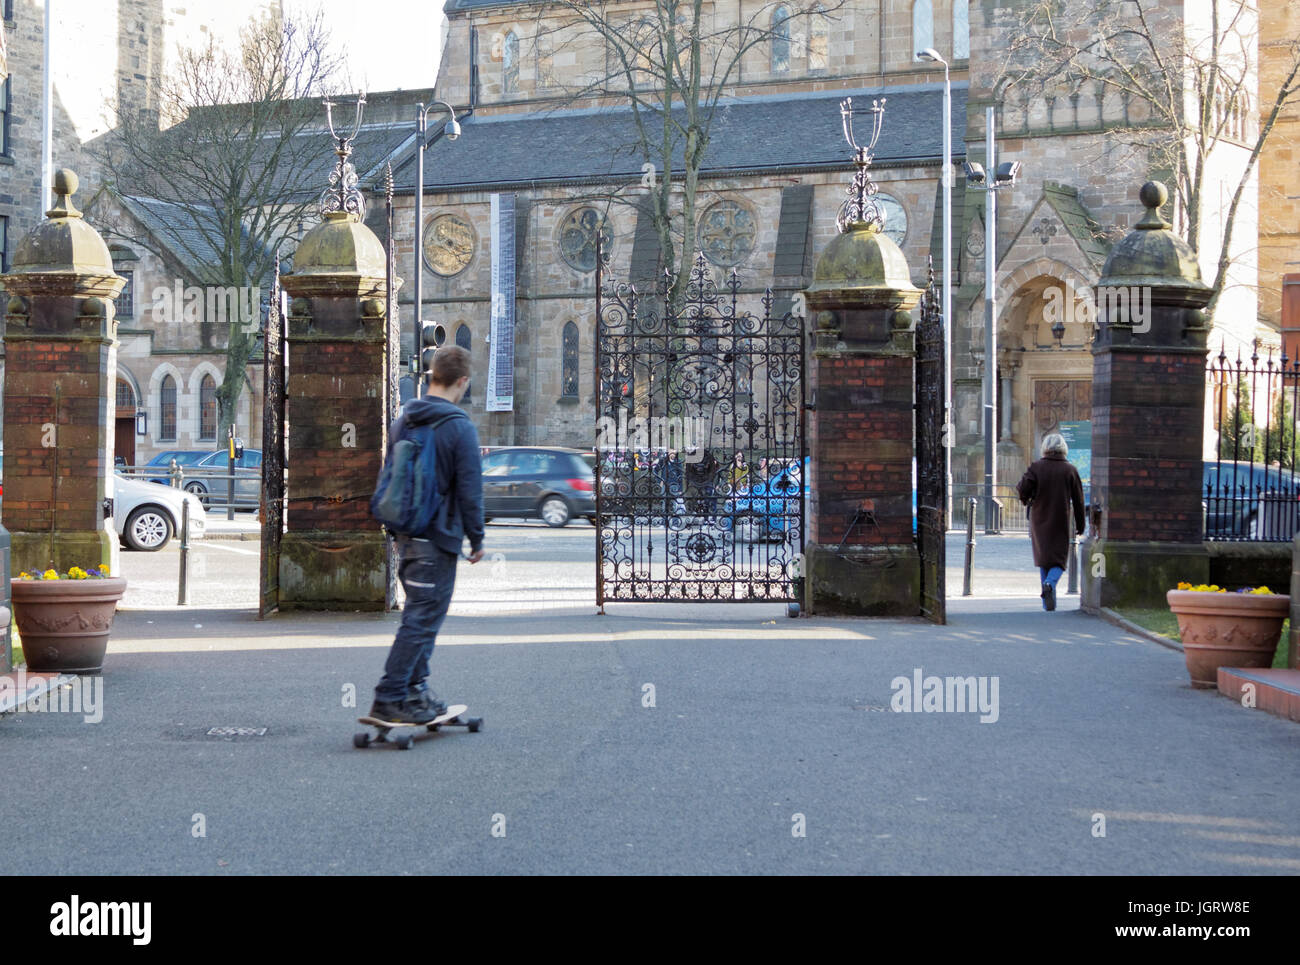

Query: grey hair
[[1041, 432, 1068, 457]]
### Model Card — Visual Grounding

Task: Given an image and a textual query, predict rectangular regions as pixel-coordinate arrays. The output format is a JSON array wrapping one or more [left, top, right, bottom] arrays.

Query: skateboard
[[354, 704, 483, 750]]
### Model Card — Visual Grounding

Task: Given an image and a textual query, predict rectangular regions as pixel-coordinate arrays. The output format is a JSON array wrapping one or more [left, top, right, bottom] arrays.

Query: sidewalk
[[1, 591, 1297, 874], [201, 515, 261, 540]]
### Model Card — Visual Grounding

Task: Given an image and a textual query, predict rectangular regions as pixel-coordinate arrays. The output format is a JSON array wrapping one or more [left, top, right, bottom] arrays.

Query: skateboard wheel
[[353, 732, 371, 749], [468, 718, 482, 733], [397, 734, 415, 750]]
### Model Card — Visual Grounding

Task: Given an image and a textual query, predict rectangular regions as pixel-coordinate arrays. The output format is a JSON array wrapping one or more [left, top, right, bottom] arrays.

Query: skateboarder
[[371, 345, 485, 724]]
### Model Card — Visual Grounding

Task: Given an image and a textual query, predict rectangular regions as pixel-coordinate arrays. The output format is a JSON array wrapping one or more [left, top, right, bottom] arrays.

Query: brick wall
[[808, 352, 914, 546], [1092, 349, 1206, 544], [284, 335, 384, 532]]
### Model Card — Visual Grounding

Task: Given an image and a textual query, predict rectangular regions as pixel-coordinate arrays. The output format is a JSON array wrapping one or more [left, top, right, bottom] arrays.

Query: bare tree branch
[[90, 8, 349, 437], [1003, 0, 1300, 320]]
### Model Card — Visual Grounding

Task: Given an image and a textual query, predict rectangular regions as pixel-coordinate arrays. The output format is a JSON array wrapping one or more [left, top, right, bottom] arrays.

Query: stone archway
[[997, 266, 1096, 497]]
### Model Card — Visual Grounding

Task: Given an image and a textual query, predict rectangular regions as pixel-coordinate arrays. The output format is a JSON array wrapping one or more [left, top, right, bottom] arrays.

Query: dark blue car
[[722, 458, 807, 542], [1203, 460, 1300, 539]]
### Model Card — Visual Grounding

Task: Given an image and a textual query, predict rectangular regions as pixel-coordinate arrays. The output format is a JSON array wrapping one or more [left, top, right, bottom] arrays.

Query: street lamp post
[[412, 101, 462, 393], [916, 48, 952, 523], [962, 106, 1021, 534]]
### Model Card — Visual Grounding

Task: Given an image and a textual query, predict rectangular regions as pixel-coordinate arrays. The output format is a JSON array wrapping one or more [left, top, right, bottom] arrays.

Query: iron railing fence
[[950, 484, 1029, 533], [1205, 345, 1300, 542], [114, 463, 261, 508]]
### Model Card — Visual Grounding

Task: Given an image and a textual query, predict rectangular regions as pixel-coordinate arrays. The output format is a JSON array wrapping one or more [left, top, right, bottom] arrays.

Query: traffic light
[[420, 321, 446, 373]]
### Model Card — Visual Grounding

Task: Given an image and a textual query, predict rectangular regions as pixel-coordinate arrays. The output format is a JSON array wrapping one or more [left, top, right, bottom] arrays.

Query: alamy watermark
[[50, 895, 150, 944], [1042, 281, 1151, 335], [890, 668, 1000, 723], [1, 671, 103, 723], [151, 280, 260, 332], [595, 413, 708, 463]]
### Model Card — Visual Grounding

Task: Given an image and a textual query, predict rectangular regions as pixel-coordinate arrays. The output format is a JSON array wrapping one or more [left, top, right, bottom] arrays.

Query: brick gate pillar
[[1082, 182, 1213, 611], [802, 219, 922, 615], [278, 210, 398, 610], [2, 170, 125, 578]]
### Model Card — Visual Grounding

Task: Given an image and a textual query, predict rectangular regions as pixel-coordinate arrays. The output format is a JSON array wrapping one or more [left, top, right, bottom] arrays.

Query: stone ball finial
[[1139, 181, 1167, 210], [54, 169, 78, 197], [1136, 181, 1169, 230], [1097, 178, 1208, 295], [47, 168, 83, 219]]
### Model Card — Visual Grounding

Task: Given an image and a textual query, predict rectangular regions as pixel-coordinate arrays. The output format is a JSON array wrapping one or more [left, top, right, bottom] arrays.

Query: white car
[[113, 474, 207, 551]]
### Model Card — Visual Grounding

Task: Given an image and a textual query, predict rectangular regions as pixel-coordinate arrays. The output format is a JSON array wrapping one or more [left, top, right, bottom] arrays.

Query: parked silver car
[[114, 474, 207, 551], [181, 448, 262, 509]]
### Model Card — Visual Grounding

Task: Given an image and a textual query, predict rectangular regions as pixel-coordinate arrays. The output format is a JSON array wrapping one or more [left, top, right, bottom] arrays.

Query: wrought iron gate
[[383, 165, 400, 609], [915, 262, 947, 624], [595, 252, 804, 604], [258, 255, 286, 619]]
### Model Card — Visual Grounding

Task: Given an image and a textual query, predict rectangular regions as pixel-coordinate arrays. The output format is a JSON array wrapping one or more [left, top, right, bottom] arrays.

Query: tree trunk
[[215, 324, 255, 443]]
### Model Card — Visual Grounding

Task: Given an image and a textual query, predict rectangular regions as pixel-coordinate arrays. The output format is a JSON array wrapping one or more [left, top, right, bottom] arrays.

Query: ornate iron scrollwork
[[836, 96, 887, 234], [319, 94, 368, 221], [594, 249, 805, 603]]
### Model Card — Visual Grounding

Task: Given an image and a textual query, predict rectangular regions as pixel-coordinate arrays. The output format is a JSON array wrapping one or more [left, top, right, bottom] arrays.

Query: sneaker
[[406, 689, 448, 718], [369, 699, 437, 725], [1042, 582, 1056, 611]]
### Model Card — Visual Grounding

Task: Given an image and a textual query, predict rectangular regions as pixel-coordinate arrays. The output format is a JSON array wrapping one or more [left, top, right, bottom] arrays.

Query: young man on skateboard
[[371, 345, 485, 724]]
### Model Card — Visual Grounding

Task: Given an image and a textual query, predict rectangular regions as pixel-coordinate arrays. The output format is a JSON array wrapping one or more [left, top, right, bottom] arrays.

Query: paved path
[[2, 587, 1296, 875]]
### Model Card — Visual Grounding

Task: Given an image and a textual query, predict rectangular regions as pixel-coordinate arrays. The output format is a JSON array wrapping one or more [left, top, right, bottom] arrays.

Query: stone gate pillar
[[2, 170, 125, 578], [278, 210, 397, 610], [1082, 182, 1213, 610], [802, 219, 922, 615]]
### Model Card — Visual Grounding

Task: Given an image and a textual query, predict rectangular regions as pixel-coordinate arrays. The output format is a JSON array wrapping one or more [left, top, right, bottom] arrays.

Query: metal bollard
[[178, 499, 190, 606], [963, 497, 976, 596], [0, 519, 10, 673], [1067, 511, 1079, 595]]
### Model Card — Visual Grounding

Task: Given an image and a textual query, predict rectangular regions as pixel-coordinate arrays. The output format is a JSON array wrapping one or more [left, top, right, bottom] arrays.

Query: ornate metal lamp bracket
[[836, 96, 887, 234], [320, 93, 368, 220]]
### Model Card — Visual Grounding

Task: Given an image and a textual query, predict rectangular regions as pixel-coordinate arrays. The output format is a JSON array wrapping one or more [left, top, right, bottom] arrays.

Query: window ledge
[[557, 395, 579, 405], [0, 155, 15, 167]]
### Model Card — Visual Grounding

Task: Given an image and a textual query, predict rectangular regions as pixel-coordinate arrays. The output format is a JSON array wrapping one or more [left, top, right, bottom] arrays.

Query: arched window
[[953, 0, 969, 60], [502, 31, 519, 95], [561, 321, 579, 399], [456, 324, 472, 402], [160, 375, 177, 441], [771, 5, 791, 74], [912, 0, 933, 60], [808, 4, 828, 72], [199, 374, 217, 441], [115, 377, 136, 416]]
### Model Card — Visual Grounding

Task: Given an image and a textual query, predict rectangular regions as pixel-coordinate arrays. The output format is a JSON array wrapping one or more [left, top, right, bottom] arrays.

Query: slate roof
[[138, 116, 416, 207], [1042, 181, 1113, 268], [117, 195, 239, 286], [386, 83, 968, 193]]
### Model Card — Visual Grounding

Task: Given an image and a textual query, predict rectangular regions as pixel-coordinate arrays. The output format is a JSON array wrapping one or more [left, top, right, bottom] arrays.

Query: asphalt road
[[3, 594, 1298, 875], [7, 521, 1296, 875]]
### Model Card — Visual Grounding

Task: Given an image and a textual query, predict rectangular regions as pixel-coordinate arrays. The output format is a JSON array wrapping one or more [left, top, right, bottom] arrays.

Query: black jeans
[[375, 542, 458, 704]]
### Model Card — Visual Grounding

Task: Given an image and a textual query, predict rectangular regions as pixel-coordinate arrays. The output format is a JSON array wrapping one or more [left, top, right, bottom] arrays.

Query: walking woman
[[1015, 432, 1085, 611]]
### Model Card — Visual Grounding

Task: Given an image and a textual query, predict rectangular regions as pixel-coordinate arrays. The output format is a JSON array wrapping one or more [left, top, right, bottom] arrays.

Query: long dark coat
[[1016, 452, 1085, 569]]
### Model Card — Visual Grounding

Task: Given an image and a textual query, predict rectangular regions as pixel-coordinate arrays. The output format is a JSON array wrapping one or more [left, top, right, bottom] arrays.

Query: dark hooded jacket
[[387, 397, 484, 556]]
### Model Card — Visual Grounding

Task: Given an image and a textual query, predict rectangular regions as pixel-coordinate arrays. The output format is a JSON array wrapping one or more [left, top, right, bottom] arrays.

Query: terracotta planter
[[1166, 589, 1289, 689], [10, 577, 127, 673]]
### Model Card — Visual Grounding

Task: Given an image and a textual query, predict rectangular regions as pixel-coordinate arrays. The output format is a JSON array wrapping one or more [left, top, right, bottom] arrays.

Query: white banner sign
[[486, 193, 516, 412]]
